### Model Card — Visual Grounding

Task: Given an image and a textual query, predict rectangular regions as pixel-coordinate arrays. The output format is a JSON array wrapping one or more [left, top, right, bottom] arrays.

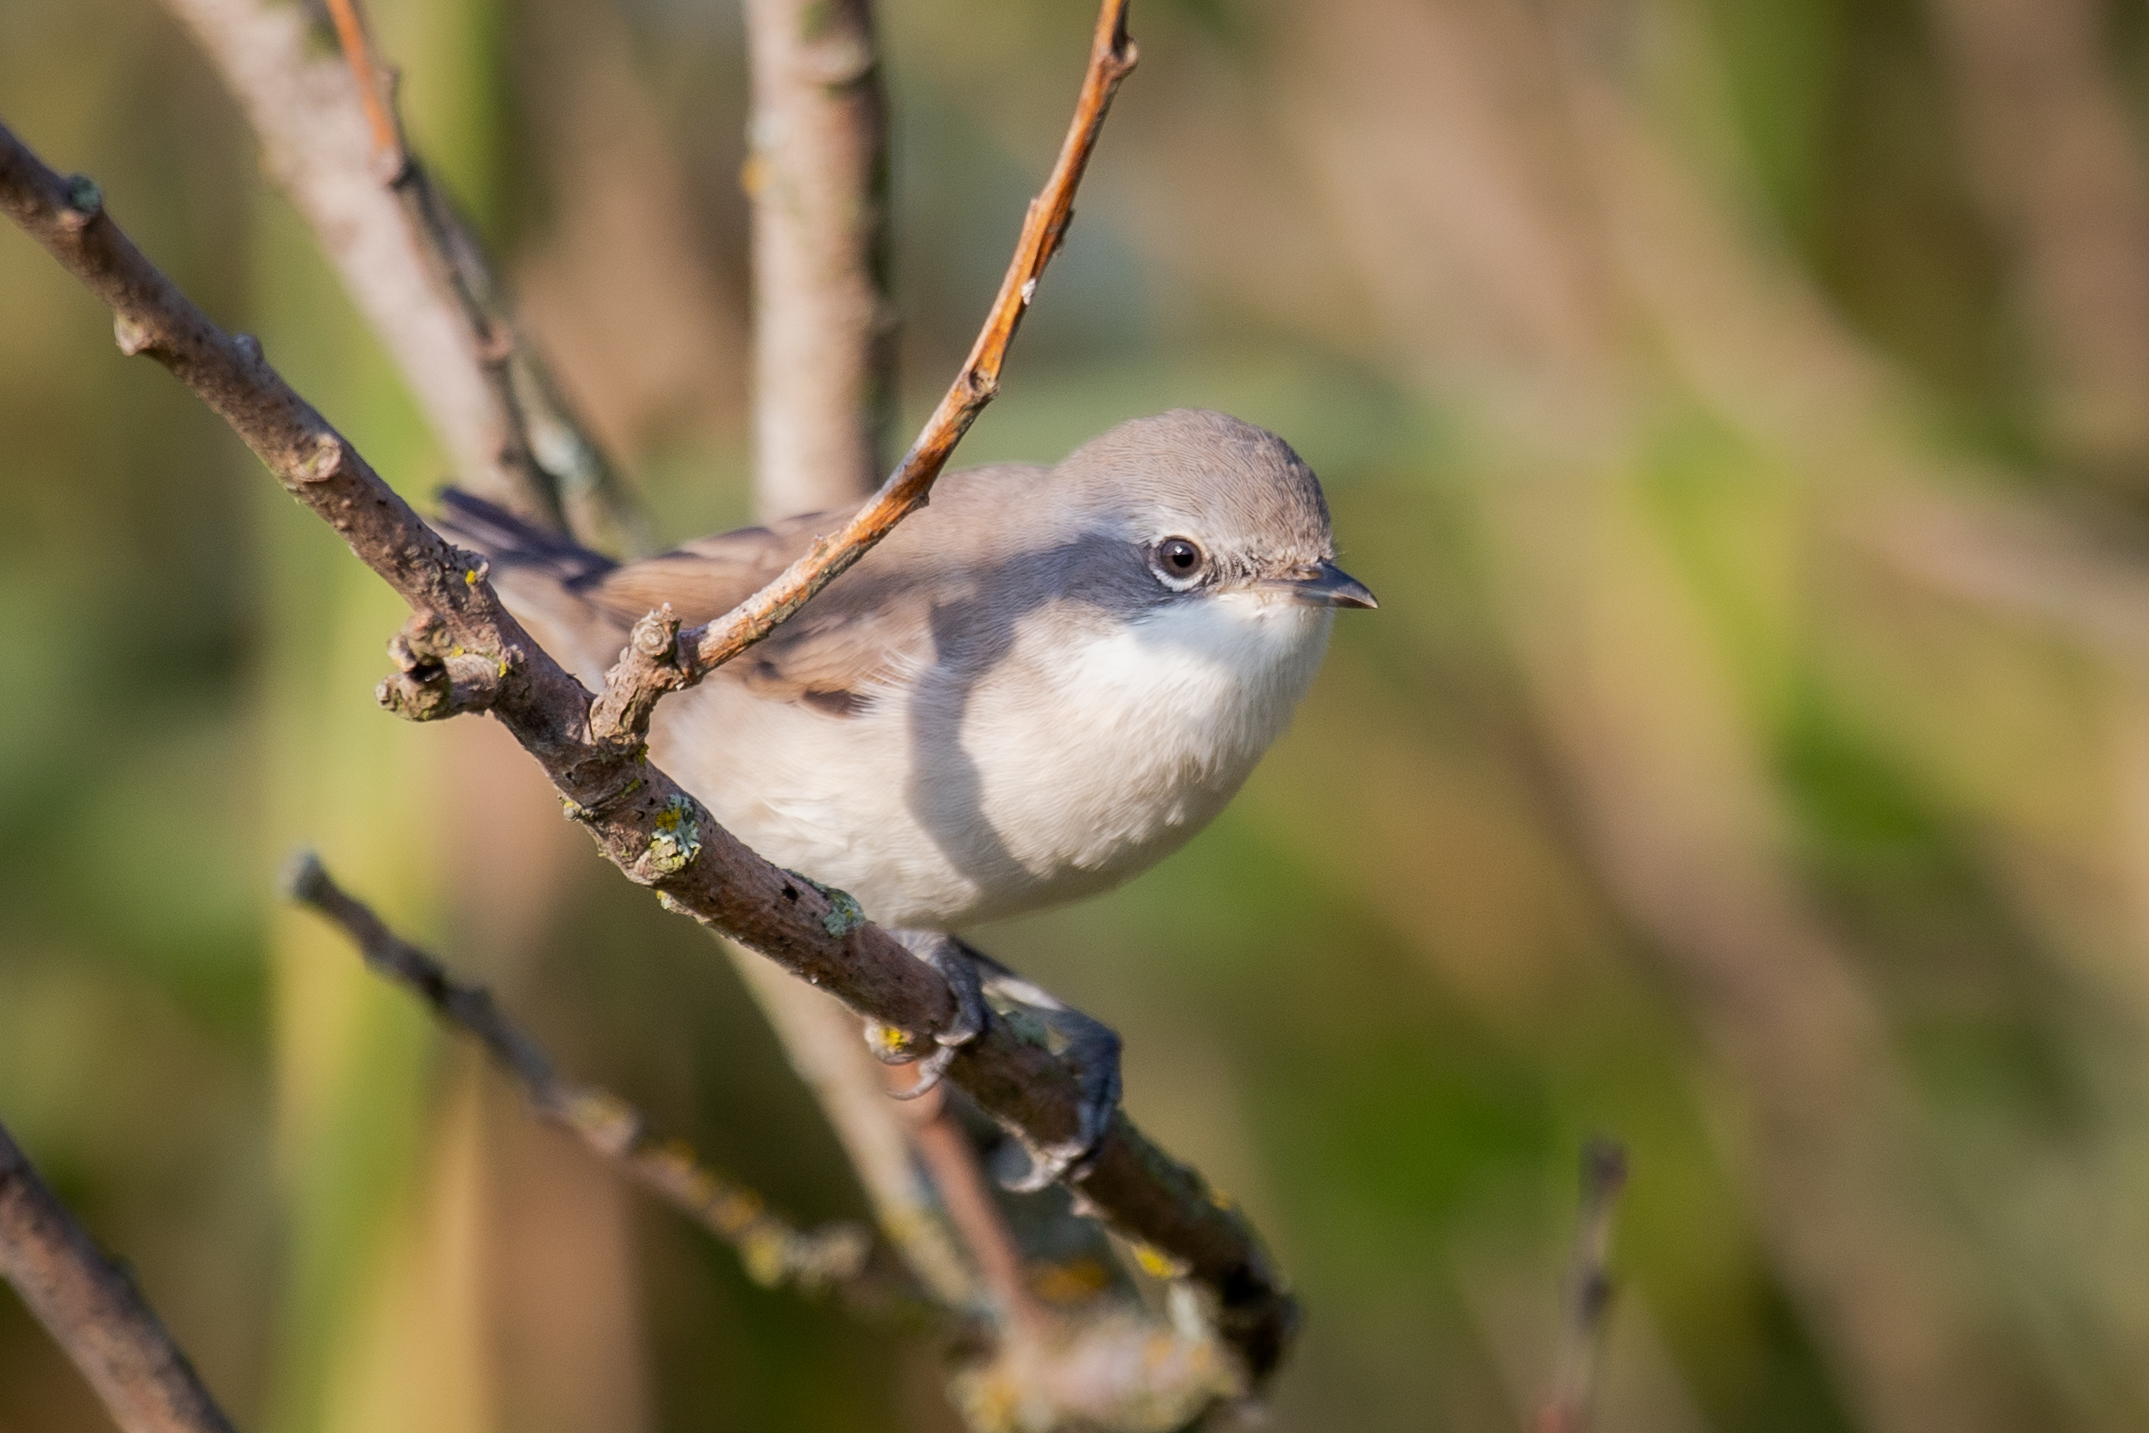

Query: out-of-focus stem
[[0, 1117, 239, 1433], [732, 0, 986, 1321], [1535, 1139, 1627, 1433], [743, 0, 893, 518], [1925, 0, 2149, 478]]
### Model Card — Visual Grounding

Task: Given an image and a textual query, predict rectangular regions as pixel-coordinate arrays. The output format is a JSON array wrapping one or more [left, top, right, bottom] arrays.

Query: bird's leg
[[868, 929, 988, 1098], [954, 938, 1123, 1193], [867, 933, 1124, 1190]]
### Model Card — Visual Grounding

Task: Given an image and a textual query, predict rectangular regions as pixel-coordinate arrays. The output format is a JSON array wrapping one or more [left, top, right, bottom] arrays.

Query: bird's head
[[1056, 408, 1377, 614]]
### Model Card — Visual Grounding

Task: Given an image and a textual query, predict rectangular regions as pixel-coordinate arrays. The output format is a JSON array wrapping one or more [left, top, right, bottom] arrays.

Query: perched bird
[[439, 408, 1374, 1177]]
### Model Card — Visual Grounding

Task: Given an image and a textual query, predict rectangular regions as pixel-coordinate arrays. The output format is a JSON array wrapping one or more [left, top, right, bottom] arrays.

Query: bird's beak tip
[[1313, 559, 1379, 610], [1272, 559, 1378, 610]]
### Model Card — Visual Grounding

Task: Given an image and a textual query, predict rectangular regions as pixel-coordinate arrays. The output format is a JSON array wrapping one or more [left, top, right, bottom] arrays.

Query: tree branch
[[284, 851, 880, 1298], [0, 1117, 238, 1433], [602, 0, 1138, 727], [0, 109, 1296, 1383]]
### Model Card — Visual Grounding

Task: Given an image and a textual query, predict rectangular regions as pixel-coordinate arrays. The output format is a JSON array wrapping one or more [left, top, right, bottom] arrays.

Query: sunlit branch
[[0, 105, 1297, 1384]]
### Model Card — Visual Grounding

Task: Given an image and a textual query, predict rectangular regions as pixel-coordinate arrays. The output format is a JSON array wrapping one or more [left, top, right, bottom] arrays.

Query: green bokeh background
[[9, 1, 2149, 1430]]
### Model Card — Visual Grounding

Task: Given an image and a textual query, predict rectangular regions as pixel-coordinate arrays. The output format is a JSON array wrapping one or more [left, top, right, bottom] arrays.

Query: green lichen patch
[[643, 794, 702, 875], [782, 869, 867, 937]]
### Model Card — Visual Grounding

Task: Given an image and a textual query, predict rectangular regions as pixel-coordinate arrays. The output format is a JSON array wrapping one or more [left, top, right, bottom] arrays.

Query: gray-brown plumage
[[438, 409, 1374, 932]]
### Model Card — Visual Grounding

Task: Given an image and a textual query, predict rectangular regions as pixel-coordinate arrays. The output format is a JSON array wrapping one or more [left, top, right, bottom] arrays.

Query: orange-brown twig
[[322, 0, 401, 165], [676, 0, 1137, 679]]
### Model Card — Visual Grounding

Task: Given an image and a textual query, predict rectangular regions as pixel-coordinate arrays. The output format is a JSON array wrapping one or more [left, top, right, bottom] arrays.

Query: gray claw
[[954, 938, 1123, 1192], [867, 930, 989, 1098]]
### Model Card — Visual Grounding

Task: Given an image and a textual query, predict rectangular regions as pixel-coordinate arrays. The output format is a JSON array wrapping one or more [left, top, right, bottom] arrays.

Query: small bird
[[440, 408, 1374, 1175]]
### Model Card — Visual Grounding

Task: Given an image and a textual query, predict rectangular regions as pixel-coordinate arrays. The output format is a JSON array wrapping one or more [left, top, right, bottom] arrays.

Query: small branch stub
[[375, 609, 514, 721], [589, 604, 700, 748], [1536, 1138, 1629, 1433]]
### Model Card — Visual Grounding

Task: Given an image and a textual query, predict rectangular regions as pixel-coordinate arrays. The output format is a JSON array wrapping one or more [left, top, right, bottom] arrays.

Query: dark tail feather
[[434, 488, 615, 591]]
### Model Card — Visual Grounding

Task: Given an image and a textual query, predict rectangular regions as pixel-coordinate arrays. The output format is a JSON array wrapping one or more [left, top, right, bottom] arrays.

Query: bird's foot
[[956, 940, 1123, 1193], [868, 930, 988, 1099], [864, 935, 1124, 1191]]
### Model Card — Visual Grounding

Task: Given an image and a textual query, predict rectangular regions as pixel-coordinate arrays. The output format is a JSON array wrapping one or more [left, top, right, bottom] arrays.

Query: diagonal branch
[[284, 851, 881, 1299], [318, 0, 642, 553], [602, 0, 1138, 728], [0, 114, 1296, 1383], [0, 1116, 238, 1433]]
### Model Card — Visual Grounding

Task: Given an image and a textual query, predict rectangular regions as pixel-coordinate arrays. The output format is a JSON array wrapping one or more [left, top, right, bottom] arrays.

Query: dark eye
[[1151, 536, 1206, 587]]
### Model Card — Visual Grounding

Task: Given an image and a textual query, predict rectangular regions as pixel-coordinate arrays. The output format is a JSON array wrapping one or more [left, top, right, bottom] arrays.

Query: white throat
[[942, 589, 1333, 919]]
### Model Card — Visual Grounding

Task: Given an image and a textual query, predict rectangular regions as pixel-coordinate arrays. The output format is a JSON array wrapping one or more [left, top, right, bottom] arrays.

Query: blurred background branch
[[17, 0, 2149, 1429], [0, 1115, 238, 1433], [284, 852, 884, 1301]]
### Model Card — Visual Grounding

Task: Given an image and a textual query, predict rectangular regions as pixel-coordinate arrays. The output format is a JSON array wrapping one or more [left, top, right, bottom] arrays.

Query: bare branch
[[0, 1117, 238, 1433], [1535, 1139, 1627, 1433], [0, 115, 1296, 1384], [160, 0, 538, 523], [285, 851, 877, 1295], [328, 0, 642, 553]]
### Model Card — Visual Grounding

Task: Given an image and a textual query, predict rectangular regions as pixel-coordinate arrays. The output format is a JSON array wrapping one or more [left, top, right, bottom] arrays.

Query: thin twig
[[1535, 1139, 1628, 1433], [160, 0, 551, 526], [891, 1068, 1056, 1342], [0, 1116, 239, 1433], [606, 0, 1138, 720], [0, 70, 1292, 1389], [284, 851, 876, 1296], [319, 0, 399, 160]]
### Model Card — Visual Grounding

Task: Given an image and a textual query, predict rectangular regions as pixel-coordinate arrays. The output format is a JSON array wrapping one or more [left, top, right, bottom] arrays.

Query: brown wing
[[586, 501, 931, 715]]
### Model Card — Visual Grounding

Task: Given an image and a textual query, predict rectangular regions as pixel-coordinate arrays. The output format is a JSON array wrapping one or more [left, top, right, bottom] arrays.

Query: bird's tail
[[432, 489, 624, 684], [433, 488, 615, 590]]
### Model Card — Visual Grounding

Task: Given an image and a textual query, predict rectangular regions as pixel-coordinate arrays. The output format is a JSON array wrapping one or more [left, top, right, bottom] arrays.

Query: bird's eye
[[1150, 537, 1207, 588]]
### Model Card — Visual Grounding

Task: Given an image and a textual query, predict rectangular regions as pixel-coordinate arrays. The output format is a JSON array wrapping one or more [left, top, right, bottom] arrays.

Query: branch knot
[[589, 603, 699, 749], [375, 610, 514, 721]]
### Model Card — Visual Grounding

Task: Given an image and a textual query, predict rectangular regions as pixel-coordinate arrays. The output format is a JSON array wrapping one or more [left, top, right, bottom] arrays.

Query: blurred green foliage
[[11, 0, 2149, 1431]]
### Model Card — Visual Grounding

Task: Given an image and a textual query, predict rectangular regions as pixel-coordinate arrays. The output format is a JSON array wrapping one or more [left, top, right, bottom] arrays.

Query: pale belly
[[651, 594, 1332, 930]]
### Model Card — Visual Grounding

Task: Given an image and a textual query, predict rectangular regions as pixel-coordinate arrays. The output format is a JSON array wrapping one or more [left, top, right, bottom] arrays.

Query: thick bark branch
[[285, 852, 880, 1298], [0, 112, 1295, 1382], [0, 1118, 238, 1433]]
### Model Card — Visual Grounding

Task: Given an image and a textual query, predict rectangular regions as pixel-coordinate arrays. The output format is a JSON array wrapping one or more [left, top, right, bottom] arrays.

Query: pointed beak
[[1264, 559, 1379, 610]]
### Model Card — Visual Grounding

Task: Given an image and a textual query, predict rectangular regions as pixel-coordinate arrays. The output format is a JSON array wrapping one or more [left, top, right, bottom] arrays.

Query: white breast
[[653, 591, 1332, 930]]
